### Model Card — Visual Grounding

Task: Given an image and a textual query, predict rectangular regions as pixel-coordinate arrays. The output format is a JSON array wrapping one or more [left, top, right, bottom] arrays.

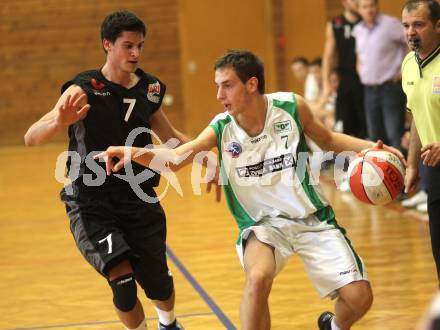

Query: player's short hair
[[290, 56, 309, 66], [214, 49, 265, 94], [310, 57, 322, 67], [403, 0, 440, 24], [101, 10, 146, 43]]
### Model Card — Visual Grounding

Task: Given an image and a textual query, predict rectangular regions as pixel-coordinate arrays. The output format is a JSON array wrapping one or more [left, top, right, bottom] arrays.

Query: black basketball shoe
[[318, 311, 335, 330]]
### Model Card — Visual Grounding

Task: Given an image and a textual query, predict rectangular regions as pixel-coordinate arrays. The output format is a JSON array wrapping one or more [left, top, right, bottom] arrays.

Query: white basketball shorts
[[236, 215, 368, 299]]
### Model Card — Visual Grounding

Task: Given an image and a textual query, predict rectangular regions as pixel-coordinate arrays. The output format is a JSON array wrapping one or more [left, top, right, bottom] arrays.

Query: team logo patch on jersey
[[334, 17, 343, 27], [236, 153, 296, 177], [147, 82, 161, 103], [225, 142, 242, 158], [90, 78, 106, 90], [90, 78, 110, 96], [432, 76, 440, 94], [274, 120, 292, 134]]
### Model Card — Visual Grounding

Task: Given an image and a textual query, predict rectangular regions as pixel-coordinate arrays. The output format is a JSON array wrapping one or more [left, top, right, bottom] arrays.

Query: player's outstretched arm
[[95, 126, 218, 175], [297, 94, 373, 153], [297, 94, 404, 161], [24, 85, 90, 146], [149, 107, 222, 201]]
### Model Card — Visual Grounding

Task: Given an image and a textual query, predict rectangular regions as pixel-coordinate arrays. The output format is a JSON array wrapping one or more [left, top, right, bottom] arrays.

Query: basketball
[[347, 149, 405, 205]]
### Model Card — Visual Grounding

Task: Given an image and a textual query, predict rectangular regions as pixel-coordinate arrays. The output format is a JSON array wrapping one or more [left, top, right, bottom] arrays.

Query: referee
[[402, 0, 440, 281]]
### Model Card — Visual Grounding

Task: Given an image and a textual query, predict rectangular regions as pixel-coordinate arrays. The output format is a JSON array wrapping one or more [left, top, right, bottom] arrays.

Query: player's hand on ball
[[372, 139, 406, 166], [348, 149, 405, 205]]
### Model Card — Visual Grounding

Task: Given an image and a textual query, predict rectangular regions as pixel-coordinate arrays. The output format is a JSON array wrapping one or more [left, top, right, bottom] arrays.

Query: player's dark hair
[[214, 49, 265, 94], [403, 0, 440, 24], [291, 56, 309, 66], [310, 57, 322, 67], [101, 10, 146, 44]]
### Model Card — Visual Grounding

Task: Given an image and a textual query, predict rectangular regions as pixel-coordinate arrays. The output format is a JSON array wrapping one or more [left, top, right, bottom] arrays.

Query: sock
[[154, 306, 176, 326], [125, 318, 147, 330], [331, 317, 342, 330]]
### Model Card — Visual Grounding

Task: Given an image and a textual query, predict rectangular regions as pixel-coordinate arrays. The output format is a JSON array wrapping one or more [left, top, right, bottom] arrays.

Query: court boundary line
[[166, 246, 237, 330]]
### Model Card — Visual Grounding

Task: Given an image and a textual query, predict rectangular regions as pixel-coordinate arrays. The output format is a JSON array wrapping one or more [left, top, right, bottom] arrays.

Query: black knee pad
[[143, 280, 173, 301], [139, 272, 174, 300], [109, 273, 137, 312]]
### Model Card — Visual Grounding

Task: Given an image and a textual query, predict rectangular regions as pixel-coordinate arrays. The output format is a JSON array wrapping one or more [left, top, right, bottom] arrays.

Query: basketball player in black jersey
[[322, 0, 366, 138], [24, 10, 189, 330]]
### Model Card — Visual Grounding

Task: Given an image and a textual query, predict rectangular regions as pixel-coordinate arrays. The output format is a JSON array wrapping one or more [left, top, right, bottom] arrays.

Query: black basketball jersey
[[61, 68, 166, 192], [331, 15, 360, 76]]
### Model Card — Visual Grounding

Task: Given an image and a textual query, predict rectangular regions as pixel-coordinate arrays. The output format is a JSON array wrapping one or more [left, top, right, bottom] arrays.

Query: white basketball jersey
[[209, 92, 334, 233]]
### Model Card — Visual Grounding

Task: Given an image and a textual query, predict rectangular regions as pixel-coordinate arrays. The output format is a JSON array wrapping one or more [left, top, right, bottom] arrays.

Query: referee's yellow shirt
[[401, 44, 440, 146]]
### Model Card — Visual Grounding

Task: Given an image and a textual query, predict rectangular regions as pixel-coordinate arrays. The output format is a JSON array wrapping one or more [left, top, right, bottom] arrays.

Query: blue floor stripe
[[166, 246, 237, 330]]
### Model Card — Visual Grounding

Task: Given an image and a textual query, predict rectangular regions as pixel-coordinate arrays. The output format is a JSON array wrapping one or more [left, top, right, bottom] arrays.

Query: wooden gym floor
[[0, 143, 436, 330]]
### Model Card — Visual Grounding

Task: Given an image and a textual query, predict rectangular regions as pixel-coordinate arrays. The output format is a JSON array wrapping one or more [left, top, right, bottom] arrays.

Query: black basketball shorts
[[60, 187, 174, 300]]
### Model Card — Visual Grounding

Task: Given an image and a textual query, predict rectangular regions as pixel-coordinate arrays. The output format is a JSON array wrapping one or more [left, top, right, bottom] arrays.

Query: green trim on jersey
[[325, 215, 362, 275], [273, 93, 335, 222], [221, 164, 256, 234], [315, 206, 336, 224], [209, 117, 255, 235], [209, 114, 232, 155], [350, 240, 364, 276]]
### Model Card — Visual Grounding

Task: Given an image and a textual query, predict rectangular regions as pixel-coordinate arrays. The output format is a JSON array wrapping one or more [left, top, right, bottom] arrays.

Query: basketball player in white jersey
[[96, 50, 404, 330]]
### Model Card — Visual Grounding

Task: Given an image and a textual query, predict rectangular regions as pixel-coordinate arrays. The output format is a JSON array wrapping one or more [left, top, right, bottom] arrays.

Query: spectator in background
[[322, 0, 366, 193], [353, 0, 407, 150], [322, 0, 366, 138], [290, 57, 321, 106], [290, 56, 309, 83], [291, 57, 327, 165], [307, 58, 323, 107]]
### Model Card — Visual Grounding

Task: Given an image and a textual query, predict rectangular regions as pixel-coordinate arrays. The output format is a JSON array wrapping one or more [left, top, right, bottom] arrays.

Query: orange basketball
[[347, 149, 405, 205]]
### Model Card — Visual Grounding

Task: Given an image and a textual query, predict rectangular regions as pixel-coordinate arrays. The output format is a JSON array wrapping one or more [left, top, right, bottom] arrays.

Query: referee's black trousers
[[427, 164, 440, 283]]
